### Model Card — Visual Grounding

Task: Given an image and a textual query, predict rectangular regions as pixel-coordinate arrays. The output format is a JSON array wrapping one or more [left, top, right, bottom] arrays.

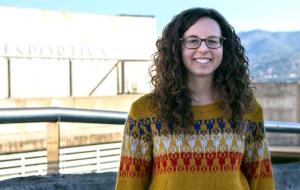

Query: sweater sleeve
[[242, 103, 275, 190], [115, 101, 153, 190]]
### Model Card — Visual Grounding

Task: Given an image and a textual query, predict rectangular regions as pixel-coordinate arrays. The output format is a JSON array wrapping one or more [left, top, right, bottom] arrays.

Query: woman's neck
[[188, 75, 215, 105]]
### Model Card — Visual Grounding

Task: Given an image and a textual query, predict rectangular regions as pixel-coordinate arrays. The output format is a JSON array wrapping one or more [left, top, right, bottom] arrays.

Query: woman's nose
[[196, 41, 209, 53]]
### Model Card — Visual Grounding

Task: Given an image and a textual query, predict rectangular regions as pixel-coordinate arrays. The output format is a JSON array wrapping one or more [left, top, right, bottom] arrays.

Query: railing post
[[47, 122, 60, 174]]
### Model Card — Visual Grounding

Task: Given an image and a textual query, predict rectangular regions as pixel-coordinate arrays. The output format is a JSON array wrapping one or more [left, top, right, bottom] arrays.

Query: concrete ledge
[[1, 163, 300, 190], [270, 146, 300, 158]]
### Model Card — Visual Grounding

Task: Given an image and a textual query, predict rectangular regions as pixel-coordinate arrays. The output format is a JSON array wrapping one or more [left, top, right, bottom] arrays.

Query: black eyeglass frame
[[180, 36, 226, 49]]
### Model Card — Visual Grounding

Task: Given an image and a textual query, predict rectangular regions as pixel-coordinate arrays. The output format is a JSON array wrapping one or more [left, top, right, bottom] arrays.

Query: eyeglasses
[[180, 36, 226, 49]]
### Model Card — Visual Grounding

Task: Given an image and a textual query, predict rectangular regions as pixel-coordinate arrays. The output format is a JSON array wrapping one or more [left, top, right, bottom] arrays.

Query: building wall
[[255, 82, 300, 147], [255, 82, 300, 122], [0, 6, 156, 98]]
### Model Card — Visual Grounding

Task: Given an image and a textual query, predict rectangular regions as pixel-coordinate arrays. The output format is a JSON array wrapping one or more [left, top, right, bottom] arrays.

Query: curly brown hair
[[149, 7, 254, 128]]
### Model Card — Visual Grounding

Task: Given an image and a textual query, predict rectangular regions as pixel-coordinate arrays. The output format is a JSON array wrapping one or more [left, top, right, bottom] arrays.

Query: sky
[[0, 0, 300, 35]]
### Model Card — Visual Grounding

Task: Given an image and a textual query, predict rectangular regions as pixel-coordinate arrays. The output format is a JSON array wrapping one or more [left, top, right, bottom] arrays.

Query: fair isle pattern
[[118, 117, 272, 178], [115, 95, 275, 190]]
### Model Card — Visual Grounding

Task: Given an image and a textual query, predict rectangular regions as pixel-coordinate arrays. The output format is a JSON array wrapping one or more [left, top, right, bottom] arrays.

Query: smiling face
[[181, 17, 223, 80]]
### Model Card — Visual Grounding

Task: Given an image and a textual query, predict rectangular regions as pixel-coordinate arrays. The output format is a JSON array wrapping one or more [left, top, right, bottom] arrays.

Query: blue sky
[[0, 0, 300, 34]]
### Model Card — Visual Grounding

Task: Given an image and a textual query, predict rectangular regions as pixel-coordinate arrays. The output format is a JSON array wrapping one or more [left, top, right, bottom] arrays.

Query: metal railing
[[1, 107, 299, 131], [2, 57, 152, 97], [265, 121, 300, 133], [0, 107, 127, 175], [0, 107, 300, 178], [0, 107, 127, 124], [0, 142, 123, 181]]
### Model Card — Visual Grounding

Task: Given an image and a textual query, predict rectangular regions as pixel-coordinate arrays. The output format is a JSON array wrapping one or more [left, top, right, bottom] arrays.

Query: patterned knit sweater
[[115, 94, 275, 190]]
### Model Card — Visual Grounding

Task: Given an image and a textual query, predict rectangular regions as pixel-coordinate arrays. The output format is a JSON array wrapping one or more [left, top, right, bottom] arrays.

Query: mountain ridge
[[238, 30, 300, 82]]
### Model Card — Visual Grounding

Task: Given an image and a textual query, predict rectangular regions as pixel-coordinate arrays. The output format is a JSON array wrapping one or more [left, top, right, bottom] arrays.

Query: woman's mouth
[[194, 58, 211, 64]]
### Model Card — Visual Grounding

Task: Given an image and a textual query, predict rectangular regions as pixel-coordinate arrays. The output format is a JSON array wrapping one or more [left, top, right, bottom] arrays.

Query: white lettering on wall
[[1, 43, 107, 59]]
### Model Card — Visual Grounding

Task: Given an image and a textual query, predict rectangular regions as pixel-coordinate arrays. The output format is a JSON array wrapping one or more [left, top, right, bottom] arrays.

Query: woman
[[115, 7, 275, 190]]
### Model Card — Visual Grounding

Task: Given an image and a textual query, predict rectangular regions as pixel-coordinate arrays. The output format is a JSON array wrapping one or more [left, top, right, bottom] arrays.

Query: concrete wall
[[255, 82, 300, 146], [255, 82, 300, 122]]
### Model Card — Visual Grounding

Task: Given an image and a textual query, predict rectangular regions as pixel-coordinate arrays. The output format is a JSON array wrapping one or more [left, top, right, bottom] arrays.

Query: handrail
[[0, 107, 127, 124], [265, 121, 300, 134], [0, 107, 300, 133]]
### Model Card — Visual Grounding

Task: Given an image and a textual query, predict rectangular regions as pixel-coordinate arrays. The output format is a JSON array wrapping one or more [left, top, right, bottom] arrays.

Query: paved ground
[[1, 163, 300, 190], [0, 172, 117, 190]]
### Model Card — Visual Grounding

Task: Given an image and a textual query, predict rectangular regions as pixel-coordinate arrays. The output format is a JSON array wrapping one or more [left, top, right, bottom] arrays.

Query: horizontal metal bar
[[1, 107, 300, 133], [0, 107, 127, 124], [265, 121, 300, 133]]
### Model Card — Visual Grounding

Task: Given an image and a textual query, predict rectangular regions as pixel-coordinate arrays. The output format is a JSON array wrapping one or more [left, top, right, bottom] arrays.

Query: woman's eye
[[207, 39, 218, 44], [188, 39, 199, 44], [208, 37, 221, 44]]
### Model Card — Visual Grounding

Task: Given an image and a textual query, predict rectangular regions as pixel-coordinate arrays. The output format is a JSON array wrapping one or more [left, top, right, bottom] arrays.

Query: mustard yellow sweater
[[115, 94, 275, 190]]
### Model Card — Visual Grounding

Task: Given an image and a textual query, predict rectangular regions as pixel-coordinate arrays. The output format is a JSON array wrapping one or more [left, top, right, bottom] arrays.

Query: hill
[[238, 30, 300, 82]]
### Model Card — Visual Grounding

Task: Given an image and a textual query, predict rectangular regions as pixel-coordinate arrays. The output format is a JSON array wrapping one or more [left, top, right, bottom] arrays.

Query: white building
[[0, 6, 157, 98]]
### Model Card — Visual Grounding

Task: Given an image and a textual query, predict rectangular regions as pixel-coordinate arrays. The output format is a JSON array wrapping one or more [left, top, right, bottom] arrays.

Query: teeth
[[195, 58, 210, 64]]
